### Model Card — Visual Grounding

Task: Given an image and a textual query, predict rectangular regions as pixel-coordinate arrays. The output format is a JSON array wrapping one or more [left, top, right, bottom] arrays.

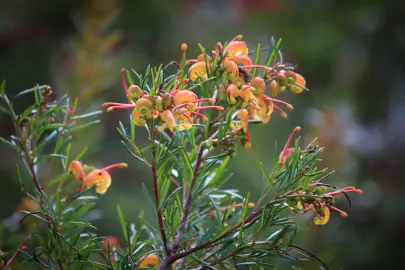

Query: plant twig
[[151, 156, 170, 254], [6, 235, 31, 267]]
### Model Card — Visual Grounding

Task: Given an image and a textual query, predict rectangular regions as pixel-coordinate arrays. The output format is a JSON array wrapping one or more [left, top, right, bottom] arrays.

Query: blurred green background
[[1, 0, 405, 269]]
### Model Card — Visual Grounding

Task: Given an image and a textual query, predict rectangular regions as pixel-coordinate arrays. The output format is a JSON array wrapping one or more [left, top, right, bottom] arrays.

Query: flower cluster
[[102, 71, 223, 132], [68, 160, 127, 194], [187, 35, 306, 148], [289, 186, 363, 225], [102, 35, 306, 149]]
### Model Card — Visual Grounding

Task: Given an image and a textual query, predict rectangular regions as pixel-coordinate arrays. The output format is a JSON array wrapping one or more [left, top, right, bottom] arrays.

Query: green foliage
[[0, 36, 362, 270]]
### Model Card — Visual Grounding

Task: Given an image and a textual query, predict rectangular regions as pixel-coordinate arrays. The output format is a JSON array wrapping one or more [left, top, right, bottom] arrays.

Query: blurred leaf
[[0, 137, 21, 151], [71, 110, 102, 120], [117, 204, 129, 242]]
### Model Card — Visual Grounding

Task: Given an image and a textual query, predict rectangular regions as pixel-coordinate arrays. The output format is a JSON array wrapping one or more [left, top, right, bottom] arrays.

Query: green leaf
[[34, 153, 67, 165], [46, 172, 69, 187], [256, 161, 274, 192], [70, 119, 100, 132], [14, 85, 48, 99], [237, 192, 250, 222], [0, 80, 5, 96], [45, 123, 70, 130], [117, 204, 129, 242], [71, 110, 102, 120], [0, 137, 21, 151], [126, 69, 135, 85], [263, 37, 282, 76], [142, 183, 156, 214], [252, 43, 261, 78]]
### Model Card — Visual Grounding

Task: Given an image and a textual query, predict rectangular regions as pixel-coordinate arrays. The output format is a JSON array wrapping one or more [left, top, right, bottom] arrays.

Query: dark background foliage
[[1, 0, 405, 269]]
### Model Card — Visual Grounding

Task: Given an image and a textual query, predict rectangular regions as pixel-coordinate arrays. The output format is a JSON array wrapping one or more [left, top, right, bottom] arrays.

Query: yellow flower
[[138, 254, 160, 268], [313, 206, 330, 225]]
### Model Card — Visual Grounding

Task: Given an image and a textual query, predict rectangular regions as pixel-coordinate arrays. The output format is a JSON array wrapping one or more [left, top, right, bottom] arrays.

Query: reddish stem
[[151, 157, 170, 254], [6, 235, 31, 267]]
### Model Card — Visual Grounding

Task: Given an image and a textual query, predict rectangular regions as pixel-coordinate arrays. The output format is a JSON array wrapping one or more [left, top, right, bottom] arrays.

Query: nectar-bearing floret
[[67, 161, 127, 194]]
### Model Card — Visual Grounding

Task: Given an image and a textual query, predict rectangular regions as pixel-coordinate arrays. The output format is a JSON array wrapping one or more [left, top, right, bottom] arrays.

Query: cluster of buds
[[40, 85, 53, 110], [102, 35, 306, 149], [288, 186, 363, 225], [68, 160, 127, 194]]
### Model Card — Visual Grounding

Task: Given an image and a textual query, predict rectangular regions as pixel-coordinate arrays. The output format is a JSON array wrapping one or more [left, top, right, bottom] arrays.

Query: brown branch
[[151, 156, 170, 254], [159, 145, 205, 270], [172, 208, 263, 262]]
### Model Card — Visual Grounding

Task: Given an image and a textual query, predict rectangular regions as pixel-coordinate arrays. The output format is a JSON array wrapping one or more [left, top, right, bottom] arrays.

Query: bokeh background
[[1, 0, 405, 269]]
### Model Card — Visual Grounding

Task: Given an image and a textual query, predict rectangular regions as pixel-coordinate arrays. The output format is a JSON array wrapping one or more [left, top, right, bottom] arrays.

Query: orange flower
[[224, 40, 248, 59], [85, 170, 112, 194], [138, 254, 160, 268], [172, 90, 198, 112], [15, 197, 40, 214], [102, 236, 120, 252], [250, 77, 266, 94], [160, 109, 177, 132], [253, 94, 274, 123], [68, 160, 86, 182], [237, 109, 249, 132], [290, 73, 306, 94], [223, 59, 239, 81], [227, 83, 239, 104], [188, 61, 209, 81], [68, 161, 128, 194]]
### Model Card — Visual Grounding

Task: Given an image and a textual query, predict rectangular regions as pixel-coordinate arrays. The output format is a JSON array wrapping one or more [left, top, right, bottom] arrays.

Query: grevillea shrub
[[0, 35, 362, 269]]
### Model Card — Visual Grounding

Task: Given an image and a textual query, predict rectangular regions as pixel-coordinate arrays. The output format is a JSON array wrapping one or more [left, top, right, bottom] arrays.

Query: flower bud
[[250, 77, 266, 94]]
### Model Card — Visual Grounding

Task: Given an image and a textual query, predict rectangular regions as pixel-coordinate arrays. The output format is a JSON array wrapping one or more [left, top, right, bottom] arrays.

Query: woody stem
[[149, 122, 169, 255]]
